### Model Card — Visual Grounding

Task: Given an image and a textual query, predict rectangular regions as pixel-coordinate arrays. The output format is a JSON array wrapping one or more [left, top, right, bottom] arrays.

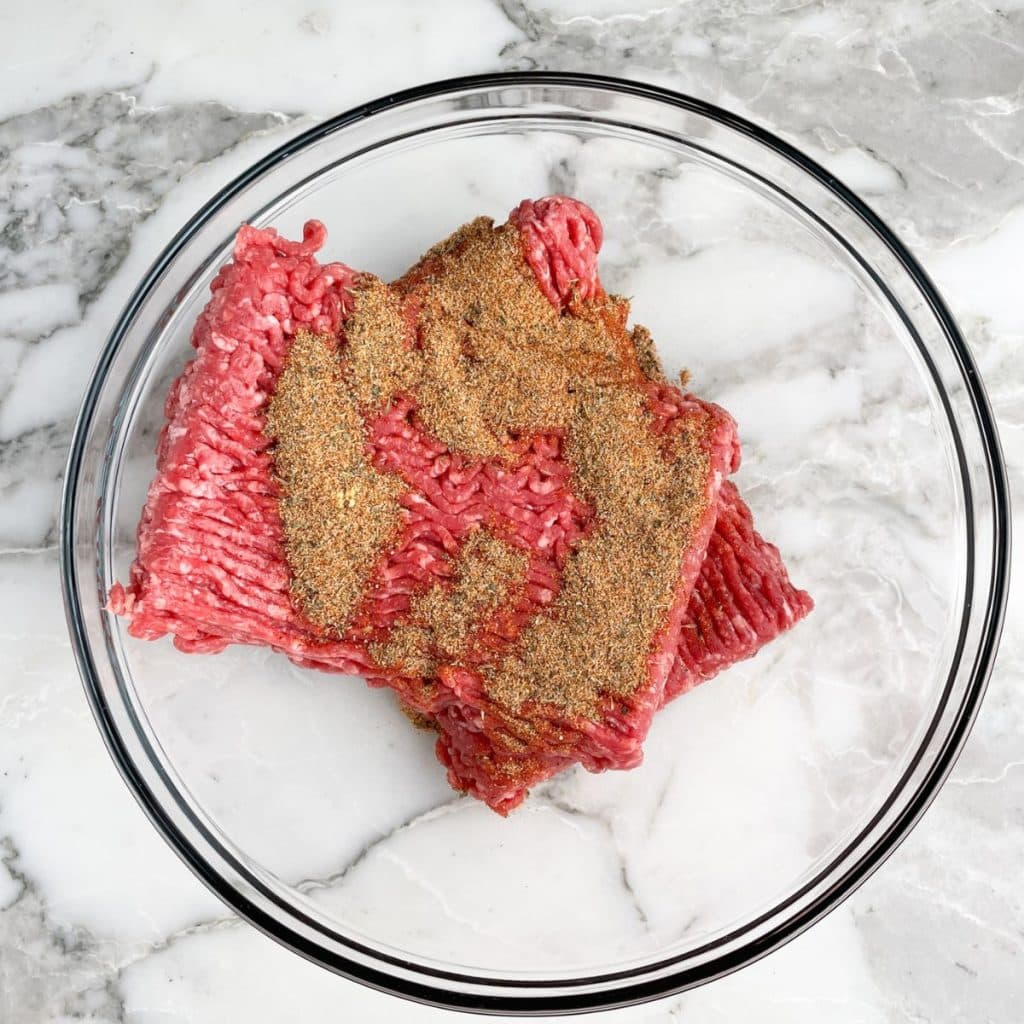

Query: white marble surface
[[1, 2, 1021, 1021]]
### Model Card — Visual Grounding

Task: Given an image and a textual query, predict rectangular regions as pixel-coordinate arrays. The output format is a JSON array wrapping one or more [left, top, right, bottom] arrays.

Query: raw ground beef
[[433, 479, 814, 811], [396, 198, 810, 811], [362, 382, 738, 813], [665, 479, 814, 703], [110, 197, 812, 813], [109, 221, 378, 676]]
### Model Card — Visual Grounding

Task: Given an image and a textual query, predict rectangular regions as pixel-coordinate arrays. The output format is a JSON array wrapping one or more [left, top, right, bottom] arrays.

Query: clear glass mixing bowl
[[61, 74, 1010, 1014]]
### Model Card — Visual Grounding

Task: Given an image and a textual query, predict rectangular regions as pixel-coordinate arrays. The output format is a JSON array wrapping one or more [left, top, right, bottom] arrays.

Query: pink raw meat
[[666, 480, 814, 702], [369, 381, 738, 814], [515, 197, 813, 711], [110, 197, 812, 814], [422, 197, 810, 811], [108, 221, 376, 675]]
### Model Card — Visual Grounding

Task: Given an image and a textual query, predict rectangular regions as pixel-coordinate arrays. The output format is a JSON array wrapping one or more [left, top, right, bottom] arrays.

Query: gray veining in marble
[[0, 94, 291, 550]]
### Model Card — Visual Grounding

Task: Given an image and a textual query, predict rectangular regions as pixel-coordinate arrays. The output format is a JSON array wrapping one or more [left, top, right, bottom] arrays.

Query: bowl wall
[[62, 75, 1009, 1012]]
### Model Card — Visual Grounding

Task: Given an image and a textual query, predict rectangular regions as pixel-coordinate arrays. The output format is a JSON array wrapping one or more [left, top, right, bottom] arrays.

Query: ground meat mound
[[110, 198, 812, 814], [108, 221, 375, 675]]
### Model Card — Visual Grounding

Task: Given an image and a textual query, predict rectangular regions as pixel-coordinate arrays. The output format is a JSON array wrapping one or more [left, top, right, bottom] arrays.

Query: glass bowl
[[61, 73, 1010, 1014]]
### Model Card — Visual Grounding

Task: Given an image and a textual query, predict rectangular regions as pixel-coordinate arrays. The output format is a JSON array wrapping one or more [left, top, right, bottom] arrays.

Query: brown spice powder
[[269, 217, 712, 718], [265, 329, 405, 635], [486, 383, 708, 716], [371, 530, 529, 676], [341, 223, 643, 459]]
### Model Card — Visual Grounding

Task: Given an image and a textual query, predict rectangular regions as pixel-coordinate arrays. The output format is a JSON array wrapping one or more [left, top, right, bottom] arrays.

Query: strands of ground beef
[[108, 221, 375, 675], [375, 198, 802, 813], [262, 204, 740, 813], [110, 198, 813, 814], [508, 195, 605, 307], [434, 482, 814, 812], [666, 480, 815, 702], [350, 385, 737, 814]]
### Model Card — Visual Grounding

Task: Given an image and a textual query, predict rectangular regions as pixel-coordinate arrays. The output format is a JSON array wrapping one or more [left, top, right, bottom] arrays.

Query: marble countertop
[[2, 2, 1021, 1022]]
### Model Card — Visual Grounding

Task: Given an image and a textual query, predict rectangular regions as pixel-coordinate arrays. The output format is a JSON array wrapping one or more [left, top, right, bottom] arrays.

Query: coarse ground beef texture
[[110, 197, 812, 814], [109, 221, 379, 675]]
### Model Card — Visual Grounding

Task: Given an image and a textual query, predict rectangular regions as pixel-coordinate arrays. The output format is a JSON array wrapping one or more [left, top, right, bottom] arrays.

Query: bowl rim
[[60, 71, 1012, 1014]]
